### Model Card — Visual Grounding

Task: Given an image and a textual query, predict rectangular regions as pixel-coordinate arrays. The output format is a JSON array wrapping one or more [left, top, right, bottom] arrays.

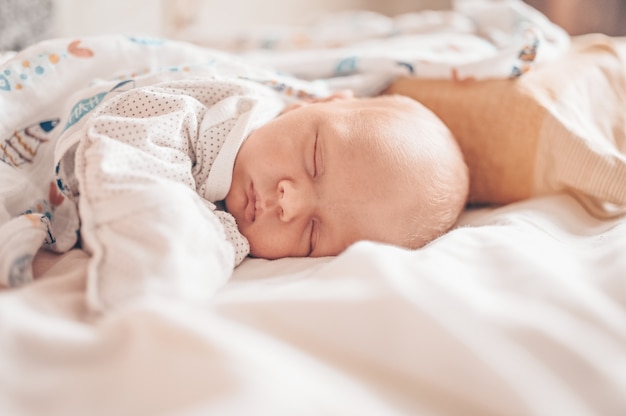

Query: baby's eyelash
[[308, 220, 316, 256], [312, 133, 318, 178]]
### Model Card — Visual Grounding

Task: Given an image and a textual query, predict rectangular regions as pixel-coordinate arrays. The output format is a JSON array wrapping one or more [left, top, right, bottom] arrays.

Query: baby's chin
[[246, 245, 282, 260], [241, 233, 279, 259]]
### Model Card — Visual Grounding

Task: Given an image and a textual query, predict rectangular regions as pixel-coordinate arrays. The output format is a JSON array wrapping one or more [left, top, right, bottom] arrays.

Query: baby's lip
[[245, 183, 257, 223]]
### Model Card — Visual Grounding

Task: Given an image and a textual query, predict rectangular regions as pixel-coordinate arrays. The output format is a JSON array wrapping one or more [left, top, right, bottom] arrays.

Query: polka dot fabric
[[66, 77, 284, 309], [78, 78, 283, 266]]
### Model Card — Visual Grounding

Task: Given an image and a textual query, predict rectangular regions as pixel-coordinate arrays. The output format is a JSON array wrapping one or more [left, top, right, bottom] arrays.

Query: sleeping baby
[[53, 76, 468, 263], [2, 72, 468, 305], [225, 89, 469, 259]]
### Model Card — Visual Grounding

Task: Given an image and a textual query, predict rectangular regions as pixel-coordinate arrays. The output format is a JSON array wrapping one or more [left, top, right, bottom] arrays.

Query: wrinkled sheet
[[1, 2, 625, 415], [1, 194, 625, 416]]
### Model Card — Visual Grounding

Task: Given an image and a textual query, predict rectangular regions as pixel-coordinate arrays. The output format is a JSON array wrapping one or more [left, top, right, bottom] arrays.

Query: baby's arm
[[386, 35, 626, 216], [72, 81, 252, 309]]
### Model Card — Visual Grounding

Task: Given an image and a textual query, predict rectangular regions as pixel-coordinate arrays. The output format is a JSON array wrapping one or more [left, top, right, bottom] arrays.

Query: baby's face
[[225, 97, 430, 259]]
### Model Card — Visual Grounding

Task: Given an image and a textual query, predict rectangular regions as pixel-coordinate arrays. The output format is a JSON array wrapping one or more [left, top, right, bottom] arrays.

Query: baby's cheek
[[245, 226, 297, 260]]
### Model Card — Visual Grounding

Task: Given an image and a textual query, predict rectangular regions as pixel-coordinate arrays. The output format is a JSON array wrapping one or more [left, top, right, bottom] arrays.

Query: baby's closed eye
[[308, 219, 319, 256]]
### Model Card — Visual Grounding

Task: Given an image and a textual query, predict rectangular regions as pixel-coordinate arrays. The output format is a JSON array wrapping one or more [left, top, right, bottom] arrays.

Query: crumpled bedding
[[0, 39, 317, 306], [0, 0, 569, 309], [214, 1, 571, 96], [2, 194, 625, 416]]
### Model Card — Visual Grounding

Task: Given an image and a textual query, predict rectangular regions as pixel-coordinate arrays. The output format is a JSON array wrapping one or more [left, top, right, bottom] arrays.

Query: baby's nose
[[277, 179, 314, 222]]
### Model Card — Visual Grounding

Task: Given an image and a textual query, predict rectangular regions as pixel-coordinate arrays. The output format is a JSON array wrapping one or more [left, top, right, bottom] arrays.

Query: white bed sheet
[[2, 193, 625, 416]]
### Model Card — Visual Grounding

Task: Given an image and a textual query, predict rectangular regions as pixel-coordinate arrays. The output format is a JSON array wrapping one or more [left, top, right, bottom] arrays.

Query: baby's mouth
[[245, 183, 257, 223]]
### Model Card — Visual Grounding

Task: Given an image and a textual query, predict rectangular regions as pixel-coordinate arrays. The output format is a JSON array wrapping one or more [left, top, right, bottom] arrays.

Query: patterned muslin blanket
[[0, 1, 568, 309]]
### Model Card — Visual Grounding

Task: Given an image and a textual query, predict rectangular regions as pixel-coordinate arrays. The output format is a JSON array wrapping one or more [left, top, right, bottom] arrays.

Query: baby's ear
[[281, 90, 354, 114]]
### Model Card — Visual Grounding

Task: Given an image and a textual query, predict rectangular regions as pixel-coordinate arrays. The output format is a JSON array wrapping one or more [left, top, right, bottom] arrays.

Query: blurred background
[[1, 0, 626, 51]]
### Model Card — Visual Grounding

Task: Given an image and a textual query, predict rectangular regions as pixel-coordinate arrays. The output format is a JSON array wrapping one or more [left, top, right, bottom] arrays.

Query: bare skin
[[225, 92, 469, 259]]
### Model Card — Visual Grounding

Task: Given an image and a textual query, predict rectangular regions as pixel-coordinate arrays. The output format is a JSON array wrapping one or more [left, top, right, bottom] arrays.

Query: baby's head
[[225, 92, 469, 259]]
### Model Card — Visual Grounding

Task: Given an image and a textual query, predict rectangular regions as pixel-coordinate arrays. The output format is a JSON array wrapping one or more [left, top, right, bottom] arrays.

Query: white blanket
[[179, 1, 570, 95], [1, 195, 625, 416]]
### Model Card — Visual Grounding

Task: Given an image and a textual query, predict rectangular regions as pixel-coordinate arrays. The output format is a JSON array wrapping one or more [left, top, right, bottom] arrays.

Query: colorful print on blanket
[[0, 114, 79, 286], [0, 40, 94, 93], [193, 3, 569, 95], [1, 119, 58, 167]]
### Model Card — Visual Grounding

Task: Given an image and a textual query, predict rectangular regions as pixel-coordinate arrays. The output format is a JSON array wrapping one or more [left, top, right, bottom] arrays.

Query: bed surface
[[1, 2, 626, 416], [3, 194, 625, 416]]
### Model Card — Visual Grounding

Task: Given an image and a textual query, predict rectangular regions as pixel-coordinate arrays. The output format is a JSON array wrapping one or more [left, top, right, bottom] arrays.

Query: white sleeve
[[72, 80, 256, 310]]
